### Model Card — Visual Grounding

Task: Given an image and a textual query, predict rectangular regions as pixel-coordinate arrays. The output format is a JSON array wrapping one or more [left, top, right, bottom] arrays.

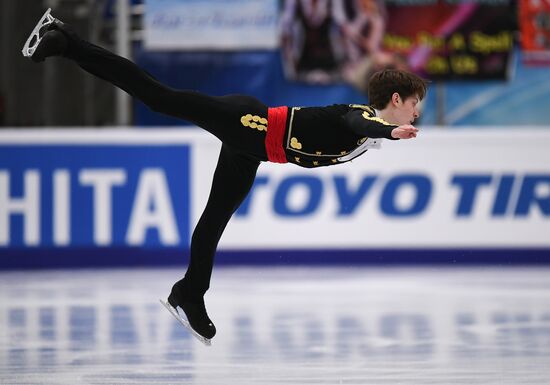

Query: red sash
[[266, 107, 288, 164]]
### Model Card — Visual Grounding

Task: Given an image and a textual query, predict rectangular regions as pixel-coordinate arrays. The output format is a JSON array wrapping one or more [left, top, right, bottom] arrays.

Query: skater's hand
[[391, 125, 418, 139]]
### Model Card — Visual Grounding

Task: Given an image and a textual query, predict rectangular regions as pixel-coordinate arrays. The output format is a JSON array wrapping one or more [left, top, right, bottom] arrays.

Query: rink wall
[[1, 128, 549, 268]]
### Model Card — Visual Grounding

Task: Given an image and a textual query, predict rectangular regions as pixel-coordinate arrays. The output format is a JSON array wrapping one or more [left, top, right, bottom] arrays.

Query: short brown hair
[[368, 69, 428, 110]]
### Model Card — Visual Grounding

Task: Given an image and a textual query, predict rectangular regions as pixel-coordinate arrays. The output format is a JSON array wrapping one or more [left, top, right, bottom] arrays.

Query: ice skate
[[160, 283, 216, 346], [160, 299, 214, 346], [22, 8, 67, 62]]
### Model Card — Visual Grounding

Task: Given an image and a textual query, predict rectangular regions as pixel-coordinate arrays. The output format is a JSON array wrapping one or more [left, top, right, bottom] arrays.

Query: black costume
[[39, 24, 398, 305]]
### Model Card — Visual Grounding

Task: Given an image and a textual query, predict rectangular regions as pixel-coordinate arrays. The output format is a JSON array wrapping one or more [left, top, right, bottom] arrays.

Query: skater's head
[[368, 69, 428, 126]]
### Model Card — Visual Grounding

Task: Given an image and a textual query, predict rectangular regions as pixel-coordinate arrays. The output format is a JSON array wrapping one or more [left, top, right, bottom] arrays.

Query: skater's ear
[[391, 92, 401, 106]]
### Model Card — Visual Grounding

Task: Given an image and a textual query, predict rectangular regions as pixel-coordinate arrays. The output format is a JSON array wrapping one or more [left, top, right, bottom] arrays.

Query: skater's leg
[[60, 26, 264, 126], [168, 144, 260, 338], [69, 38, 267, 152], [25, 13, 268, 155], [174, 144, 260, 300]]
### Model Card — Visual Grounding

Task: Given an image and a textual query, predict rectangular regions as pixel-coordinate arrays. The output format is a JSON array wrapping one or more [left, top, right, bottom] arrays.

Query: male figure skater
[[23, 9, 427, 345]]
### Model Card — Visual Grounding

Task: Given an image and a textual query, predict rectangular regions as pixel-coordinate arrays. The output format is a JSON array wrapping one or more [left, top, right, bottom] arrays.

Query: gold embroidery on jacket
[[362, 112, 393, 126], [357, 137, 368, 145], [286, 108, 298, 150], [349, 104, 375, 115], [240, 114, 267, 131], [290, 137, 302, 150]]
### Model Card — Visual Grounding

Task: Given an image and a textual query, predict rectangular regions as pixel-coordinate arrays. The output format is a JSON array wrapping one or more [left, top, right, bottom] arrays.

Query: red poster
[[519, 0, 550, 65]]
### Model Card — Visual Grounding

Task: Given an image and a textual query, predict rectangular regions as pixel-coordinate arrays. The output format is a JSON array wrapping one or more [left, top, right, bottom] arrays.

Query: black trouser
[[64, 32, 268, 300]]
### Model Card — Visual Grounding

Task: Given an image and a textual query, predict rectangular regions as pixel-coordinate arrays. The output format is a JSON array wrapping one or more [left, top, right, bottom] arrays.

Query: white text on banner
[[144, 0, 279, 50]]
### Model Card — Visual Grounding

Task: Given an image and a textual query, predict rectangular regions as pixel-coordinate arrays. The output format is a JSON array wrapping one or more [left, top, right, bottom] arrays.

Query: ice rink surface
[[1, 266, 549, 384]]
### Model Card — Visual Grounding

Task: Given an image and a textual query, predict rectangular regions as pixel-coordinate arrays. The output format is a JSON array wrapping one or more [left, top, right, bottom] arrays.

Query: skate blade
[[22, 8, 55, 58], [159, 299, 212, 346]]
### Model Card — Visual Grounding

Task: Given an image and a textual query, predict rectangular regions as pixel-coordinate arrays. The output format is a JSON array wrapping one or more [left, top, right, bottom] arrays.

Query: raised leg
[[23, 11, 268, 156]]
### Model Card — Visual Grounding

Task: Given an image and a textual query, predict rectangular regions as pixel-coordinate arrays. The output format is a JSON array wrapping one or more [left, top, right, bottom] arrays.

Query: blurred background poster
[[280, 0, 395, 85], [280, 0, 515, 85], [519, 0, 550, 66], [384, 0, 515, 80], [144, 0, 279, 50]]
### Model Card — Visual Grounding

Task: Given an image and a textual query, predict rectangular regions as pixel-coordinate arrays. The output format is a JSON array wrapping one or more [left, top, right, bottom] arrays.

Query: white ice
[[1, 266, 549, 384]]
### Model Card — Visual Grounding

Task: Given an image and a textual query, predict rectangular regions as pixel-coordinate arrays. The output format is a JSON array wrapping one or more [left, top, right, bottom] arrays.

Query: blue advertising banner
[[1, 130, 549, 268], [0, 145, 190, 250]]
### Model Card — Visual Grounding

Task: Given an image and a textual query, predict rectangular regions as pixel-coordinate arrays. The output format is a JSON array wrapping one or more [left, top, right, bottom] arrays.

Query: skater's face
[[392, 93, 420, 125]]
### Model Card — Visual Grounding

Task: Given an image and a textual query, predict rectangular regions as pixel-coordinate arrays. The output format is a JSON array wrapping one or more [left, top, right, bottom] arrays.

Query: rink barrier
[[1, 129, 550, 268], [0, 248, 549, 269]]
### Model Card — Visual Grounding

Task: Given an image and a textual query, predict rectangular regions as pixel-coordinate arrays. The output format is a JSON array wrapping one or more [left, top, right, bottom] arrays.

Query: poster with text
[[383, 0, 516, 80]]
